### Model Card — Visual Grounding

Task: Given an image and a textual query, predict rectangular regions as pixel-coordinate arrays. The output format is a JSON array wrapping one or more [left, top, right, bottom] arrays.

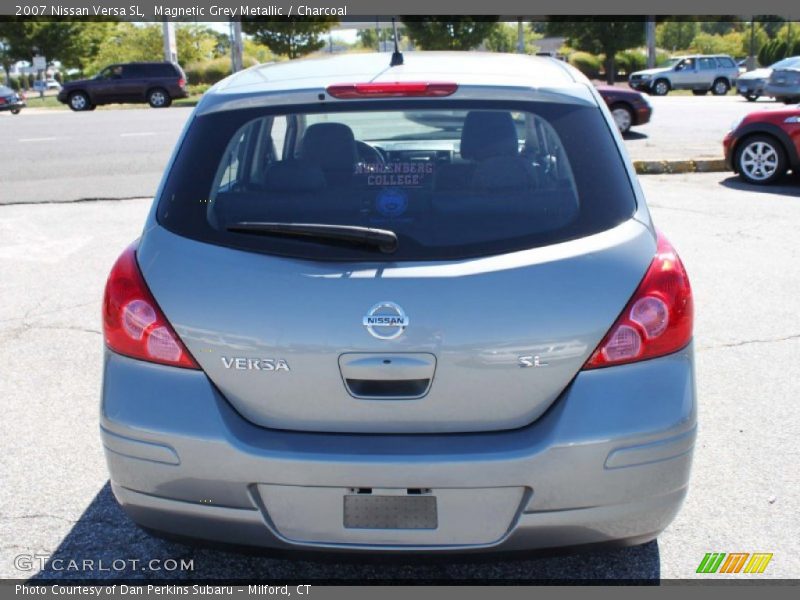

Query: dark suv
[[57, 62, 187, 111]]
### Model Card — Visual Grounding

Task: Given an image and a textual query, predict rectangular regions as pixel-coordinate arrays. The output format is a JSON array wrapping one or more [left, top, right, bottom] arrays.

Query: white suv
[[629, 55, 739, 96]]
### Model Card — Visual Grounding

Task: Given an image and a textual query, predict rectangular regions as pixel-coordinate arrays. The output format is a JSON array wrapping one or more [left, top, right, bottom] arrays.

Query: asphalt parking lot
[[1, 94, 796, 205], [1, 171, 798, 581]]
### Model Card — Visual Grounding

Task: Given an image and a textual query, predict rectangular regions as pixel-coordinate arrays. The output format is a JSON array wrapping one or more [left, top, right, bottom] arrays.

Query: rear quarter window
[[157, 100, 636, 261]]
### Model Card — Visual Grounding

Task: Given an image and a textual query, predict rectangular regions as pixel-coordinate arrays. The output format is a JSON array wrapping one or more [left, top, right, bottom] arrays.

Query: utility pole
[[162, 21, 177, 63], [646, 17, 656, 69], [747, 18, 757, 71], [517, 18, 525, 54], [230, 19, 244, 72]]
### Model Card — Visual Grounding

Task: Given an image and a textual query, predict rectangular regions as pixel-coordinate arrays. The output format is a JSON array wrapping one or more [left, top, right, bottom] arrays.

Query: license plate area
[[257, 484, 526, 546], [343, 493, 437, 530]]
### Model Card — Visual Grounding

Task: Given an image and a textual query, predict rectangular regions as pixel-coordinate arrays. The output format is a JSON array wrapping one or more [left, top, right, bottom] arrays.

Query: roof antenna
[[390, 18, 403, 67]]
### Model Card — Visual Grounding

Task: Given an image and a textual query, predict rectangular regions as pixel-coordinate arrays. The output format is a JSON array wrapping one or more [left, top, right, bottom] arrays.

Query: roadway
[[1, 94, 795, 205], [1, 173, 799, 580]]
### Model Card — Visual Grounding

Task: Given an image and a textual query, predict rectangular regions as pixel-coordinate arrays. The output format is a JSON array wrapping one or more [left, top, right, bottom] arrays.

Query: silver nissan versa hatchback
[[101, 52, 696, 553]]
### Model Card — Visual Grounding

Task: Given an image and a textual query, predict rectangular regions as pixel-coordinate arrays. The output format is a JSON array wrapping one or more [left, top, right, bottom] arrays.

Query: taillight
[[583, 231, 693, 369], [102, 242, 199, 369], [326, 82, 458, 99], [178, 77, 186, 88]]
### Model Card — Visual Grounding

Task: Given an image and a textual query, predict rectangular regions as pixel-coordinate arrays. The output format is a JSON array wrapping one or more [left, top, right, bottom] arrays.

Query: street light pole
[[162, 21, 177, 63], [646, 17, 656, 69], [231, 19, 244, 73], [747, 18, 756, 71]]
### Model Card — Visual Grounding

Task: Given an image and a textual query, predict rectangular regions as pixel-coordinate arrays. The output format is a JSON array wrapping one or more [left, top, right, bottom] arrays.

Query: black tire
[[734, 134, 788, 185], [147, 88, 171, 108], [781, 97, 800, 104], [692, 89, 708, 96], [68, 91, 91, 111], [652, 79, 670, 96], [10, 108, 21, 115], [712, 78, 730, 96], [744, 92, 760, 102], [609, 103, 635, 134]]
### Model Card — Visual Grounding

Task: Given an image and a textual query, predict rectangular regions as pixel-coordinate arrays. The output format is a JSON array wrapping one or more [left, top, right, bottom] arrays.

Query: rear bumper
[[101, 345, 696, 552], [736, 80, 765, 95], [634, 105, 652, 126], [764, 84, 800, 99], [723, 132, 737, 170], [0, 100, 25, 111]]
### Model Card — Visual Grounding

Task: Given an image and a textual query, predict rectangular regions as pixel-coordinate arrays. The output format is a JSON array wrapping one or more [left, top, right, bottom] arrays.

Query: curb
[[634, 158, 727, 175]]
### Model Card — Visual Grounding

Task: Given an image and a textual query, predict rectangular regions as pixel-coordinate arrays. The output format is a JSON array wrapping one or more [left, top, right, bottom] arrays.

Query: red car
[[596, 85, 653, 134], [724, 106, 800, 184]]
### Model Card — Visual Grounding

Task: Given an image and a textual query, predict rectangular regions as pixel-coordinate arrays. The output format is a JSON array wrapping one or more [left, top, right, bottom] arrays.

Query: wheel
[[68, 91, 91, 111], [692, 89, 708, 96], [735, 135, 787, 185], [781, 97, 800, 104], [712, 78, 730, 96], [10, 108, 21, 115], [652, 79, 670, 96], [744, 92, 760, 102], [147, 88, 171, 108], [610, 103, 634, 134]]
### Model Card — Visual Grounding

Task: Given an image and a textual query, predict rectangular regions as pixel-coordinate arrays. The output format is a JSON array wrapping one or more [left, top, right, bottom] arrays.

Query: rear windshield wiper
[[226, 222, 398, 254]]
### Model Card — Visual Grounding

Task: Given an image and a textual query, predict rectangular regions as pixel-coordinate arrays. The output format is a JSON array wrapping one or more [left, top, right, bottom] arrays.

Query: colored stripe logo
[[697, 553, 773, 574]]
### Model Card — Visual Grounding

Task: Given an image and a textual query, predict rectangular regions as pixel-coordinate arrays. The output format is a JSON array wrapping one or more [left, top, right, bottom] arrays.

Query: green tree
[[242, 17, 337, 59], [0, 21, 28, 81], [0, 20, 106, 79], [83, 23, 224, 75], [400, 17, 499, 51], [484, 22, 541, 54], [690, 31, 745, 56], [699, 20, 742, 35], [656, 21, 699, 51], [754, 16, 785, 38], [546, 20, 645, 83]]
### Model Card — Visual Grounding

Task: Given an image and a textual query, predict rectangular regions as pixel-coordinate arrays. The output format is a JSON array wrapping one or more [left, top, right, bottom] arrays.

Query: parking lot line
[[120, 132, 157, 137], [18, 137, 59, 142]]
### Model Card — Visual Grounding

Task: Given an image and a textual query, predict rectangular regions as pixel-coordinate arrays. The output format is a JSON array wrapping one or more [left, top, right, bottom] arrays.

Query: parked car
[[32, 79, 62, 93], [736, 56, 800, 102], [596, 85, 652, 133], [100, 52, 695, 553], [764, 62, 800, 105], [57, 62, 187, 111], [629, 54, 739, 96], [724, 105, 800, 184], [0, 85, 25, 114]]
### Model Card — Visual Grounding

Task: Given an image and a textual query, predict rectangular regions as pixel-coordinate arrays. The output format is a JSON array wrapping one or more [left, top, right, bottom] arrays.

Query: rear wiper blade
[[227, 222, 398, 254]]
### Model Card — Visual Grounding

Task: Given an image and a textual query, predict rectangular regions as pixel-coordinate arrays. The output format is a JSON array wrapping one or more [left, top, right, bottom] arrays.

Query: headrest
[[263, 161, 326, 192], [472, 156, 535, 191], [300, 123, 358, 172], [460, 111, 520, 161]]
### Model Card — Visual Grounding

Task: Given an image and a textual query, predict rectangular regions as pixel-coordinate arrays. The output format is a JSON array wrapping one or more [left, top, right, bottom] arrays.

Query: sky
[[203, 21, 359, 44]]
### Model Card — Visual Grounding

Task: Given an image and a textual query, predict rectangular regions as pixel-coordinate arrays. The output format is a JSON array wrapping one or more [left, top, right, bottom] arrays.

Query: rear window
[[717, 57, 736, 68], [157, 100, 636, 261], [130, 63, 178, 77]]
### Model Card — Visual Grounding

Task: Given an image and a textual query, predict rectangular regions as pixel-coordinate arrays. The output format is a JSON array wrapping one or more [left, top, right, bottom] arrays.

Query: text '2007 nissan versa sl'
[[101, 51, 695, 553]]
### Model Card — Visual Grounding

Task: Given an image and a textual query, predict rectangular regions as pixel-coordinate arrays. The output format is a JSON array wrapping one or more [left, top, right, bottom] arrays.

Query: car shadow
[[29, 483, 661, 583], [719, 174, 800, 197], [623, 131, 648, 141]]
